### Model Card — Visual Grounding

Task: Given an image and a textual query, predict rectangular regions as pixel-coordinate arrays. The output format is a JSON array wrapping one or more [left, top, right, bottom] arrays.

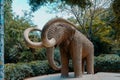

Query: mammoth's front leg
[[71, 42, 82, 78], [60, 48, 69, 78]]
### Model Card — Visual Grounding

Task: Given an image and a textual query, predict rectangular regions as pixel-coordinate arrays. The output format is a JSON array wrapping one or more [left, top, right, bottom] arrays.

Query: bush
[[5, 48, 48, 63], [94, 54, 120, 72], [27, 60, 56, 76], [5, 61, 57, 80], [5, 63, 34, 80], [5, 54, 120, 80], [19, 48, 47, 62], [19, 51, 35, 62]]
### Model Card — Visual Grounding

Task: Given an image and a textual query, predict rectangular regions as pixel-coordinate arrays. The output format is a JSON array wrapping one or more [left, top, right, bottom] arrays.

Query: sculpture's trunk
[[46, 47, 61, 70]]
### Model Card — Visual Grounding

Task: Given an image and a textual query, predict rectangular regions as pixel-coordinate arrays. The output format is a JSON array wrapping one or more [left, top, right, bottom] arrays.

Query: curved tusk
[[24, 27, 44, 48]]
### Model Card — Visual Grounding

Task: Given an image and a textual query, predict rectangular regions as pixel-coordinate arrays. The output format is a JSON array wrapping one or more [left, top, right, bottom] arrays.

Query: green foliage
[[28, 0, 91, 11], [112, 41, 120, 55], [112, 0, 120, 40], [70, 16, 114, 56], [90, 17, 114, 56], [94, 54, 120, 72], [4, 0, 46, 63], [5, 48, 47, 63], [27, 60, 54, 76], [4, 15, 35, 63], [54, 47, 61, 64], [33, 48, 47, 60], [5, 63, 34, 80], [5, 54, 120, 79], [5, 60, 56, 80], [4, 0, 13, 21], [60, 0, 91, 8], [112, 0, 120, 17], [69, 54, 120, 72], [19, 51, 36, 62]]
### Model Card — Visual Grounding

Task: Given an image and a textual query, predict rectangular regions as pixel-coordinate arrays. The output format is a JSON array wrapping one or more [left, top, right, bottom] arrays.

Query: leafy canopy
[[112, 0, 120, 40], [28, 0, 91, 11]]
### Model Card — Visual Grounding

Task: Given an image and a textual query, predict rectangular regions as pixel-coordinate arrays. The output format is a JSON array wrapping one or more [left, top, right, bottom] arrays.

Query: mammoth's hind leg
[[60, 48, 69, 78], [86, 49, 94, 74]]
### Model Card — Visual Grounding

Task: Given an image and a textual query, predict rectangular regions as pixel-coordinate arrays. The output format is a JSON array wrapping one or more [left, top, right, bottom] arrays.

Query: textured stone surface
[[25, 72, 120, 80]]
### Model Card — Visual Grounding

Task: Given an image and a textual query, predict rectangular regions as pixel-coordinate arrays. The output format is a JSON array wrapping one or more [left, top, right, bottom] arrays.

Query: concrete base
[[25, 72, 120, 80]]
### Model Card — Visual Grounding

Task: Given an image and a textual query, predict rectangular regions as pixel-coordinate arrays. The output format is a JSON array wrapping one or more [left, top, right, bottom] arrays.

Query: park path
[[25, 72, 120, 80]]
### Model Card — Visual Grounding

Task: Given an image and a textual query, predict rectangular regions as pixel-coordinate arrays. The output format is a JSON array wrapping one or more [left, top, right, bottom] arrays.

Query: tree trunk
[[0, 0, 4, 79]]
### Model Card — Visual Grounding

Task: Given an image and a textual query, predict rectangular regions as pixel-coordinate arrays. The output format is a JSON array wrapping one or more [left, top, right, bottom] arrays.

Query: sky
[[12, 0, 58, 29]]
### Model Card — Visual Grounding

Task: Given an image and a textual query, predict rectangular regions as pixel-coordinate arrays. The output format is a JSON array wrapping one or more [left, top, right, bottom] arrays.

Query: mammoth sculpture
[[24, 18, 94, 78]]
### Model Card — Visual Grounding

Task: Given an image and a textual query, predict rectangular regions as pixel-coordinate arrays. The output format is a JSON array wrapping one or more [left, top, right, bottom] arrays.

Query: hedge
[[5, 61, 57, 80], [5, 54, 120, 80], [5, 63, 34, 80], [94, 54, 120, 72]]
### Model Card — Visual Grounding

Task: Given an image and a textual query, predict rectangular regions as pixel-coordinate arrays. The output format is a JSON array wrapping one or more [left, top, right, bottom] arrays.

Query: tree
[[112, 0, 120, 41], [112, 0, 120, 18], [4, 0, 42, 63], [28, 0, 91, 11], [0, 0, 4, 79], [47, 0, 112, 39]]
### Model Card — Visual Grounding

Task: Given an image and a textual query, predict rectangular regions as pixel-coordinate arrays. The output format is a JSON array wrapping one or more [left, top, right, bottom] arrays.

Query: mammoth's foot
[[87, 72, 94, 74], [61, 74, 69, 78], [75, 74, 82, 78]]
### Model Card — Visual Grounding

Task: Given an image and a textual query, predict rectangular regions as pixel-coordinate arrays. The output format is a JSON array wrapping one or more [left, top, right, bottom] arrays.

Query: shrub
[[19, 48, 47, 62], [5, 61, 57, 80], [19, 51, 35, 62], [5, 63, 34, 80], [27, 60, 56, 76], [5, 54, 120, 80], [94, 54, 120, 72]]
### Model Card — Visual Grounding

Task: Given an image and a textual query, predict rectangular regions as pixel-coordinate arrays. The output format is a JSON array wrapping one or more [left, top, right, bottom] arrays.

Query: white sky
[[12, 0, 57, 29]]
